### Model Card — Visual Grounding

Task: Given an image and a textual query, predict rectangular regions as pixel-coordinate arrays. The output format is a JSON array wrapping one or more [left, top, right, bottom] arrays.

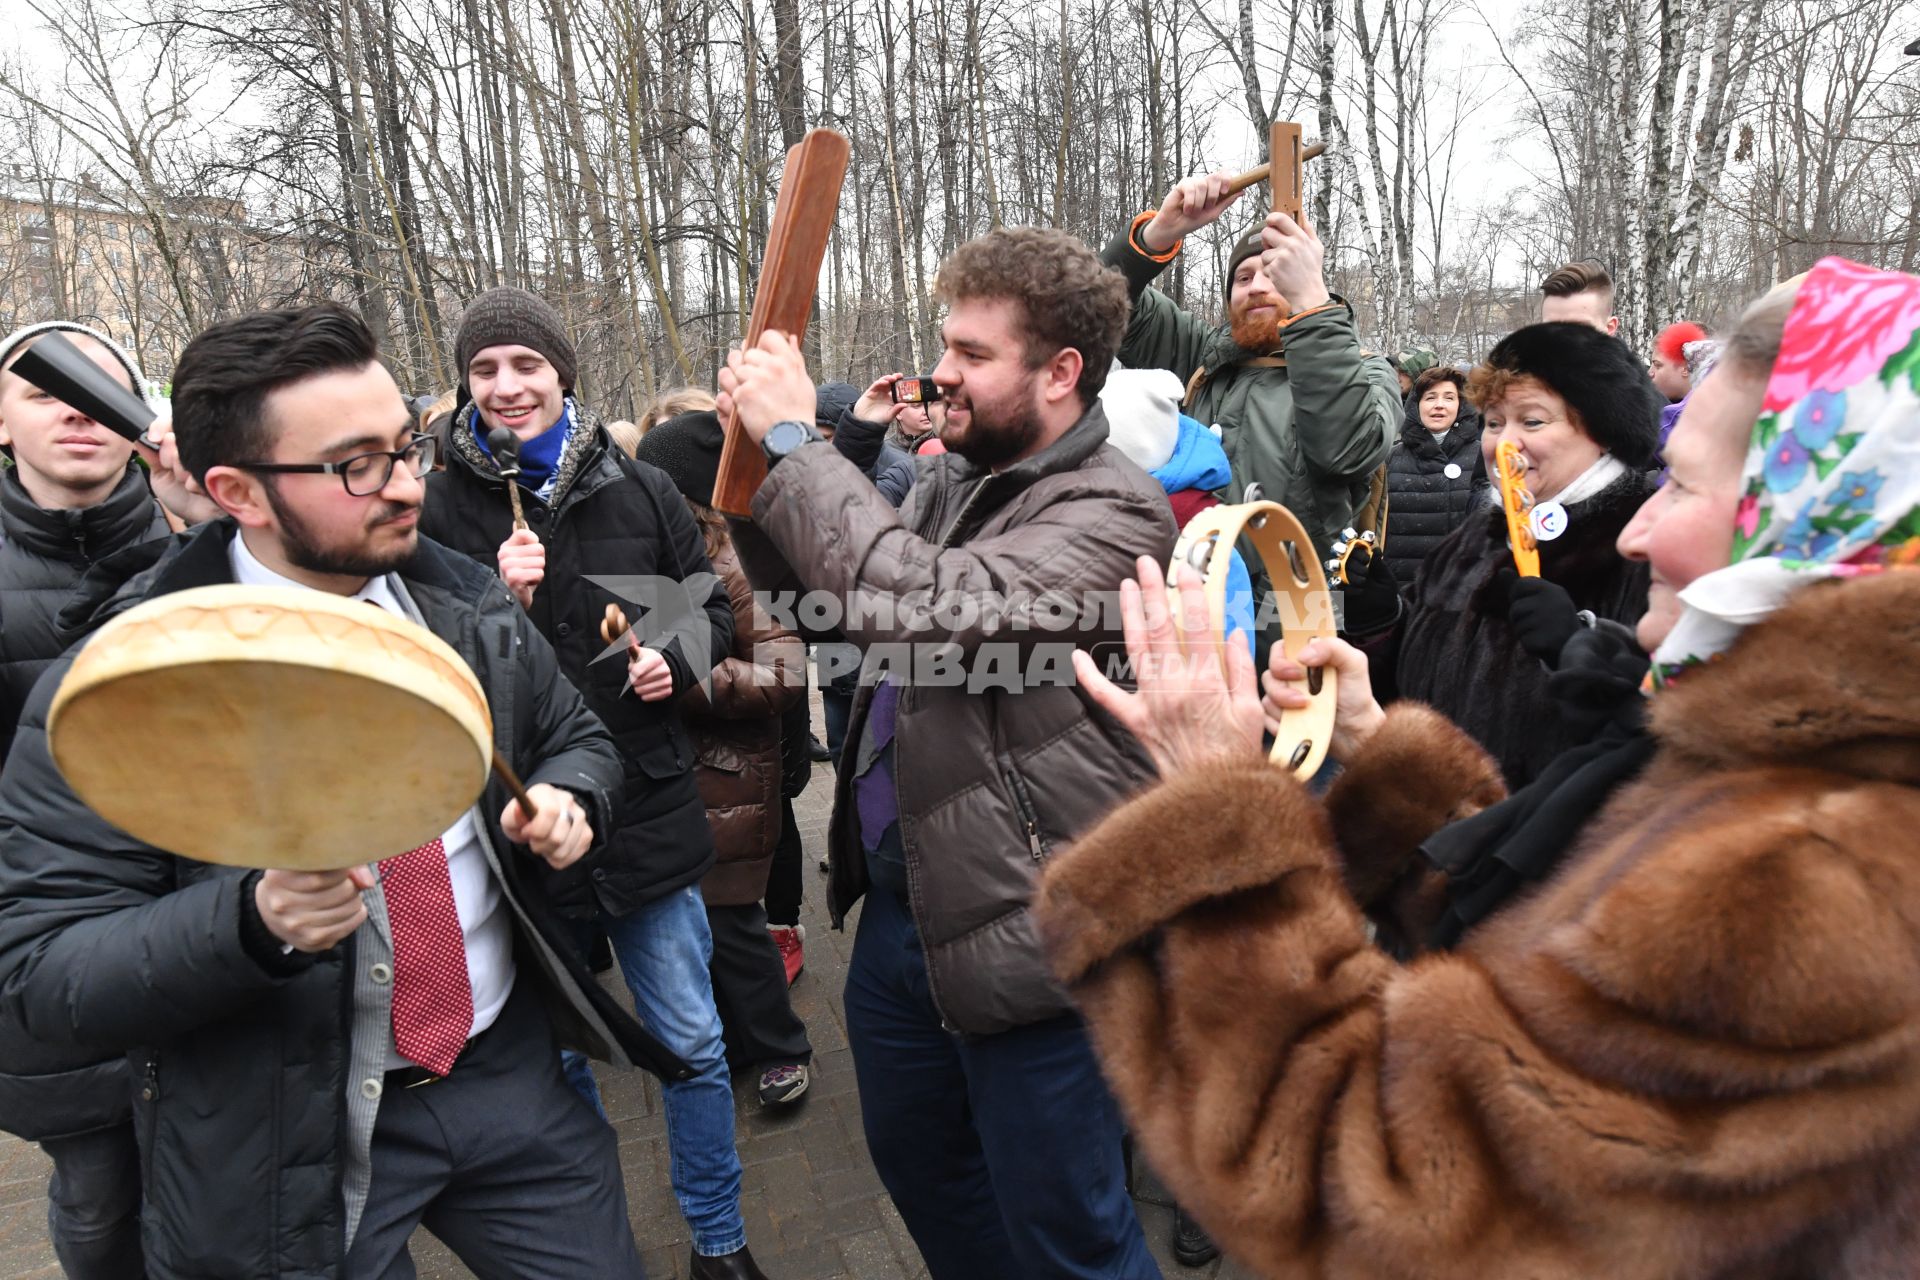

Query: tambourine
[[1325, 527, 1377, 586], [48, 586, 495, 871], [1494, 440, 1541, 577], [1168, 497, 1336, 777]]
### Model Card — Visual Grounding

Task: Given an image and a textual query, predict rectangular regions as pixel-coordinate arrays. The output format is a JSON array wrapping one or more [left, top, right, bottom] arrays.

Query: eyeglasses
[[240, 435, 437, 496]]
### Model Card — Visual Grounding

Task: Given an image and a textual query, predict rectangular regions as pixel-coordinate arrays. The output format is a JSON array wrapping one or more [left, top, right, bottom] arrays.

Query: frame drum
[[48, 585, 493, 871]]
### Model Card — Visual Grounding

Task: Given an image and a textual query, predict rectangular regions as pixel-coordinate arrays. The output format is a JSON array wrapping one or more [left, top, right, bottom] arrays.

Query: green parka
[[1101, 219, 1401, 561]]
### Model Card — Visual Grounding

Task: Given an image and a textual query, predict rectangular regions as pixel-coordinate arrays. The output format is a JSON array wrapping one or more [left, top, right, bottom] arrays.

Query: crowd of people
[[0, 151, 1914, 1280]]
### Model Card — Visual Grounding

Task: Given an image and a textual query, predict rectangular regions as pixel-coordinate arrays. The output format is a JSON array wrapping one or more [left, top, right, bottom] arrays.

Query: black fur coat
[[1390, 468, 1654, 787]]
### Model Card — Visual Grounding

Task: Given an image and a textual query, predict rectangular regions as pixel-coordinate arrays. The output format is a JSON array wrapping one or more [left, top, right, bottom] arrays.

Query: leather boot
[[689, 1245, 770, 1280], [1172, 1206, 1220, 1268]]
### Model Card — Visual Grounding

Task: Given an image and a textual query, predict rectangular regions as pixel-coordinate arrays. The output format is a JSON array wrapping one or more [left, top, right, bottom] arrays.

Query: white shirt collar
[[227, 529, 407, 613]]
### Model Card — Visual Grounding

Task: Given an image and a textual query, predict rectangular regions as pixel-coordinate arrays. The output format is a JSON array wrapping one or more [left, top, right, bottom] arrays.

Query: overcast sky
[[8, 0, 1636, 286]]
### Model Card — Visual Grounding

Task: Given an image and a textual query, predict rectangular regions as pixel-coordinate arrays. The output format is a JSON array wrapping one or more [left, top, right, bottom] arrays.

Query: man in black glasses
[[420, 288, 763, 1280], [0, 303, 663, 1278]]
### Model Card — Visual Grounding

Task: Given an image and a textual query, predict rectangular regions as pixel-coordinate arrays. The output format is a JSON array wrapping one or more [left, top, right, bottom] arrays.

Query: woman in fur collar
[[1037, 257, 1920, 1280], [1366, 322, 1662, 789]]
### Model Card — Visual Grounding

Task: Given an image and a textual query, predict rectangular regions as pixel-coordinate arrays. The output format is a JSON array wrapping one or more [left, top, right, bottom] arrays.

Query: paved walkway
[[0, 706, 1251, 1279]]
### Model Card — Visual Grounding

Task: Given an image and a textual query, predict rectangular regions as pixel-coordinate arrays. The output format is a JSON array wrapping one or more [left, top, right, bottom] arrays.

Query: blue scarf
[[474, 399, 572, 492]]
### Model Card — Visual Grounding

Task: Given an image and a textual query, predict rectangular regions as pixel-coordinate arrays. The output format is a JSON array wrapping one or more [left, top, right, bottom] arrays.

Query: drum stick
[[600, 603, 632, 647], [490, 749, 540, 819], [487, 427, 529, 531], [603, 603, 640, 698], [1223, 141, 1328, 198]]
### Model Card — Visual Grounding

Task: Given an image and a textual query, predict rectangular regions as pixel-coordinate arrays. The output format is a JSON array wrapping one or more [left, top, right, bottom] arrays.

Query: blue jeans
[[844, 886, 1160, 1280], [562, 885, 744, 1257]]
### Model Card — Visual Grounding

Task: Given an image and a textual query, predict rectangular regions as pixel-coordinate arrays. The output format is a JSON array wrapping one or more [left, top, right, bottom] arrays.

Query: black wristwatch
[[761, 419, 823, 467]]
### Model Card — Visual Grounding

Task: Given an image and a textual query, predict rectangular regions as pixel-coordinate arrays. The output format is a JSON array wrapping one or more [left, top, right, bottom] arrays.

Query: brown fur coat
[[1035, 571, 1920, 1280]]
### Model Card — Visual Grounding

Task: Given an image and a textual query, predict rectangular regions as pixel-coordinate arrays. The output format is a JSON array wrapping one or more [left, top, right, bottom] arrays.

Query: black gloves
[[1499, 569, 1583, 667], [1339, 544, 1402, 637], [1495, 568, 1651, 731], [1548, 620, 1651, 733]]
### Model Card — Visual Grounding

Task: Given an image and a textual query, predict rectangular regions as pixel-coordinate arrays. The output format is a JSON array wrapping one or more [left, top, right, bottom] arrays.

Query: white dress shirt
[[228, 531, 514, 1053]]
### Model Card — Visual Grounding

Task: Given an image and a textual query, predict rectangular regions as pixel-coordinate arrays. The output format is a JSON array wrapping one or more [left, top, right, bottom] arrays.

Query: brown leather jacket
[[687, 541, 805, 908], [733, 402, 1175, 1034]]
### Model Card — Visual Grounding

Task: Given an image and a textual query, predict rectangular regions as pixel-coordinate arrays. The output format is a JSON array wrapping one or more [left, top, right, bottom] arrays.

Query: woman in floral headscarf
[[1648, 259, 1920, 685], [1026, 257, 1920, 1280]]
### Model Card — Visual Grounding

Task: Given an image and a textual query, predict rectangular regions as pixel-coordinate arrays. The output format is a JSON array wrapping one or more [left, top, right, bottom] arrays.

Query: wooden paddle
[[712, 127, 851, 517]]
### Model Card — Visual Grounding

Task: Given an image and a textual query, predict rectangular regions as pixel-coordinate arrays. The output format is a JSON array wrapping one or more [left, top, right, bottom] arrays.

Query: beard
[[1229, 300, 1283, 353], [944, 386, 1044, 470], [264, 481, 419, 579]]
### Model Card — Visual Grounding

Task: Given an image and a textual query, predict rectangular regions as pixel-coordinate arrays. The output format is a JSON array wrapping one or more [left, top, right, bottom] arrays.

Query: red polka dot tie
[[382, 837, 474, 1076]]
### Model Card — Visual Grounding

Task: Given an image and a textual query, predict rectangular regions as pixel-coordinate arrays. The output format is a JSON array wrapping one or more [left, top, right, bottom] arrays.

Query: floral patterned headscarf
[[1650, 257, 1920, 688]]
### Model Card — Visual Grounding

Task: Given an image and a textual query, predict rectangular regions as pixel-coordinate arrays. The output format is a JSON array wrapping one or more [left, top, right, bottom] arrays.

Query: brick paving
[[0, 697, 1251, 1280]]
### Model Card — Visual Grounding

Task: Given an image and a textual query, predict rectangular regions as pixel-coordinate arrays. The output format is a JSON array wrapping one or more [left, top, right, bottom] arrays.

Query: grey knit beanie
[[453, 287, 578, 393], [0, 321, 147, 401]]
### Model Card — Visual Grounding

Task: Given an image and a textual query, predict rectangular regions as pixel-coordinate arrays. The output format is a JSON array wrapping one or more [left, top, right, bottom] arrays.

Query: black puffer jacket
[[0, 462, 168, 1144], [1389, 469, 1655, 789], [0, 522, 665, 1279], [423, 405, 733, 918], [0, 463, 169, 767], [1382, 402, 1486, 592]]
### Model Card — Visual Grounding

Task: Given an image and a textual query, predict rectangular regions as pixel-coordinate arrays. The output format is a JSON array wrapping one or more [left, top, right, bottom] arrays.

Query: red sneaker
[[768, 924, 805, 985]]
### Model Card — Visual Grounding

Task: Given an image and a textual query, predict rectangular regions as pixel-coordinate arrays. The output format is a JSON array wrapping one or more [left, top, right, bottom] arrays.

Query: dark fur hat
[[1480, 323, 1662, 468], [632, 410, 722, 508]]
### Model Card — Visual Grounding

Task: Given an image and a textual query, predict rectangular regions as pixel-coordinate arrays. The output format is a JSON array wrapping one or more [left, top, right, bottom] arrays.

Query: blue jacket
[[1153, 415, 1258, 656]]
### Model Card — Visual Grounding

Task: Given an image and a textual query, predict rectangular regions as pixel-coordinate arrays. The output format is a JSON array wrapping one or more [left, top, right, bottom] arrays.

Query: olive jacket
[[1101, 216, 1400, 561]]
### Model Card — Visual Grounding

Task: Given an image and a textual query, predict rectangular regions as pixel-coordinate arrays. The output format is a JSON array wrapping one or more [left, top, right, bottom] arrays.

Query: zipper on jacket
[[995, 751, 1051, 861], [137, 1053, 158, 1204]]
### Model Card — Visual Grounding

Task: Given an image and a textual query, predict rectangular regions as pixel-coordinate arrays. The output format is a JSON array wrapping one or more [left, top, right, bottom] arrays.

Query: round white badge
[[1529, 501, 1568, 541], [1443, 462, 1462, 479]]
